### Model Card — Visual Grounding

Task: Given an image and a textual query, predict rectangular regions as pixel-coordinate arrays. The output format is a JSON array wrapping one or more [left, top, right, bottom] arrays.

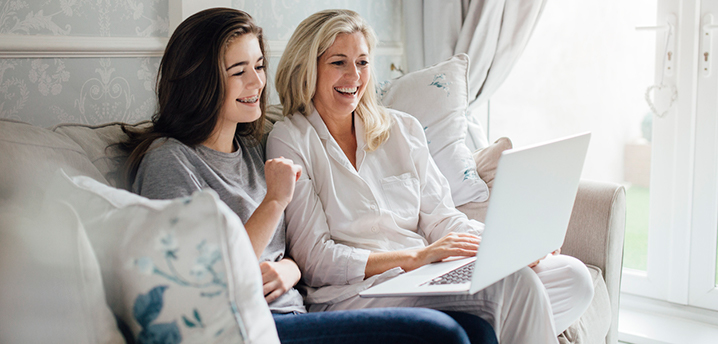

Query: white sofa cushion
[[0, 119, 106, 210], [377, 54, 489, 206], [44, 170, 279, 344], [0, 201, 124, 344]]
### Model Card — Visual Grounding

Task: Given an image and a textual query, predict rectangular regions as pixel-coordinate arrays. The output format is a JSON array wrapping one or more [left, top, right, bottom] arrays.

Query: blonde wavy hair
[[275, 9, 392, 151]]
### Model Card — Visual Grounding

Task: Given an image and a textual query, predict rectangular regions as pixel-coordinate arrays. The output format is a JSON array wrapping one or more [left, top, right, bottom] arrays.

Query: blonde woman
[[268, 9, 594, 344]]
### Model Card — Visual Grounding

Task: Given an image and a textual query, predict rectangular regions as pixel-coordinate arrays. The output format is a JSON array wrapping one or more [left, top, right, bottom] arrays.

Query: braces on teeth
[[238, 95, 258, 103]]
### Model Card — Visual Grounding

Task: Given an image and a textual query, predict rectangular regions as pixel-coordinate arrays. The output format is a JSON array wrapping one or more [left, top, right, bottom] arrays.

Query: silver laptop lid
[[469, 132, 591, 294]]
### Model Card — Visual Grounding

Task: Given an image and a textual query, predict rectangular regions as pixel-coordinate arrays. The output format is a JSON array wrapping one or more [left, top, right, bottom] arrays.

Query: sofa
[[0, 53, 626, 344], [0, 115, 625, 344]]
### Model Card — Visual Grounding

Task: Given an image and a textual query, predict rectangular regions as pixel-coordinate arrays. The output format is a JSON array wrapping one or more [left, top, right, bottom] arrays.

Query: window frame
[[621, 0, 718, 312]]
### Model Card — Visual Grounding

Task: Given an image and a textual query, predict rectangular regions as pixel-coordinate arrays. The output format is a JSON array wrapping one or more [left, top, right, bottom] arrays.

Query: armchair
[[562, 181, 626, 344]]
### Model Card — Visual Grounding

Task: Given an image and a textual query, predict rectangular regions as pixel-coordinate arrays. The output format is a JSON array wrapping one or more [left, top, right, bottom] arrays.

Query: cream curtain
[[403, 0, 547, 150]]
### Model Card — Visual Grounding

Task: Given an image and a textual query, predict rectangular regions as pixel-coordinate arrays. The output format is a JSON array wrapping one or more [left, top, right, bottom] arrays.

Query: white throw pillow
[[377, 53, 489, 206], [44, 170, 279, 344], [0, 201, 124, 344]]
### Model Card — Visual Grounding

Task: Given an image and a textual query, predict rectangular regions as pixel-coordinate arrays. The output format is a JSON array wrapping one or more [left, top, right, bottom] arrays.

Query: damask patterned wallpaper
[[0, 57, 160, 128], [0, 0, 168, 127], [0, 0, 169, 36], [234, 0, 401, 42], [0, 0, 402, 127]]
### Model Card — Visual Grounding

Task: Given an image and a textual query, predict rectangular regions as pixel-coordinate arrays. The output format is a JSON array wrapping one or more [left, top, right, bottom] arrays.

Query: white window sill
[[619, 293, 718, 344]]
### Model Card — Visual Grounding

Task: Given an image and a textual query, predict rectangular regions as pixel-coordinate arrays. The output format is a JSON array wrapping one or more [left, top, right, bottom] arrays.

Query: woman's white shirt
[[266, 108, 483, 304]]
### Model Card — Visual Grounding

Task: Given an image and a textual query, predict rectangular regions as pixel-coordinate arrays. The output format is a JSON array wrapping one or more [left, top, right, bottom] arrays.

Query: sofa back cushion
[[0, 119, 106, 211], [456, 137, 513, 223], [377, 54, 489, 207], [52, 121, 150, 190]]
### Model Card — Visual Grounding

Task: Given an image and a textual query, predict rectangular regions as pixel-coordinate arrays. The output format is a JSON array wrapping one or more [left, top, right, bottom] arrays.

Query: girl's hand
[[264, 157, 302, 208], [259, 258, 302, 303], [416, 232, 481, 268]]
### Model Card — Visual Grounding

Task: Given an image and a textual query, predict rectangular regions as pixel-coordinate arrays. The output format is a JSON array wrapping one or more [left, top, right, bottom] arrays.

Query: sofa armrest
[[561, 179, 626, 344]]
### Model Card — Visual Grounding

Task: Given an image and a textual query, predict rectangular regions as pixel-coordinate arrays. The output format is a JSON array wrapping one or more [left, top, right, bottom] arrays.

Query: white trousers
[[308, 254, 594, 344]]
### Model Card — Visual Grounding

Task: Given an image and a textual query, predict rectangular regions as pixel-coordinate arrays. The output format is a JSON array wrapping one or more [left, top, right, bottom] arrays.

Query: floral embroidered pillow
[[377, 53, 489, 206], [456, 137, 514, 223], [44, 170, 279, 344]]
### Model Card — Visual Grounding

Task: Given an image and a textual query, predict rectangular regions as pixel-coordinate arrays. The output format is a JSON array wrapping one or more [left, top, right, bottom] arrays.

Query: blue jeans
[[273, 308, 497, 344]]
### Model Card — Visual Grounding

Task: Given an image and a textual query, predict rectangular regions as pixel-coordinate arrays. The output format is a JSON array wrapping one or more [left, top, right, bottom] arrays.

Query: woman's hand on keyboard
[[418, 232, 481, 266]]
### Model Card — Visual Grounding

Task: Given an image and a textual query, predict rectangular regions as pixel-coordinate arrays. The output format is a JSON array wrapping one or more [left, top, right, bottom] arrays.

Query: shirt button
[[370, 204, 377, 210], [371, 226, 379, 233]]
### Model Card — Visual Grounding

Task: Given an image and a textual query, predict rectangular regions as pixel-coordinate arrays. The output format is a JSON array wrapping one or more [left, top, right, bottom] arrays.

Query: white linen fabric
[[532, 254, 595, 333], [403, 0, 547, 151], [267, 108, 484, 304], [44, 170, 279, 344], [377, 54, 489, 206]]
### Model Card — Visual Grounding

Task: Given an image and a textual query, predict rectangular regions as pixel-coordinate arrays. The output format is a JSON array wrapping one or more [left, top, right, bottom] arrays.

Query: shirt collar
[[306, 105, 368, 171], [306, 105, 367, 151], [354, 111, 367, 151], [306, 107, 331, 141]]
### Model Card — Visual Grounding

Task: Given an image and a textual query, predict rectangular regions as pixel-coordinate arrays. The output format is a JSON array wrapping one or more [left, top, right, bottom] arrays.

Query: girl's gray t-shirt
[[132, 136, 306, 314]]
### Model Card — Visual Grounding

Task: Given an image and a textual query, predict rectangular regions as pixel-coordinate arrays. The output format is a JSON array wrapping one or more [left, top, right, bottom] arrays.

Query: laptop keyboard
[[427, 262, 475, 285]]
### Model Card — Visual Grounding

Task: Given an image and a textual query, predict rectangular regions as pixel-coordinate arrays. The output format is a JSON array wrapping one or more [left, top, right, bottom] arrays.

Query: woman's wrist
[[406, 249, 425, 271], [390, 249, 425, 272]]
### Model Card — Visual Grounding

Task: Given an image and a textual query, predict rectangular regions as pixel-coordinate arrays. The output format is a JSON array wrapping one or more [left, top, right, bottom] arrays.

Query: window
[[478, 0, 718, 313]]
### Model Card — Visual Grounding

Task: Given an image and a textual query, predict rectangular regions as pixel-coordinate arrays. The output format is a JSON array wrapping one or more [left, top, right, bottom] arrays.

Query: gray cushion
[[52, 121, 150, 190]]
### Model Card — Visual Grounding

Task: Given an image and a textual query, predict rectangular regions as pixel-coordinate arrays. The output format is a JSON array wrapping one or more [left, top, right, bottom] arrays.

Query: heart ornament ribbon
[[645, 84, 678, 118]]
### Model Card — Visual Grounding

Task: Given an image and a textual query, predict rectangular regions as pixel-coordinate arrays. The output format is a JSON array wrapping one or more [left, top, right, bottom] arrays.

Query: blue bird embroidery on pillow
[[133, 285, 182, 344]]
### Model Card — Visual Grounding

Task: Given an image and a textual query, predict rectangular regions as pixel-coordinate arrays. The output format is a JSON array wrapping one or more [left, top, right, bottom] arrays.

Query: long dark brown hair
[[119, 7, 268, 185]]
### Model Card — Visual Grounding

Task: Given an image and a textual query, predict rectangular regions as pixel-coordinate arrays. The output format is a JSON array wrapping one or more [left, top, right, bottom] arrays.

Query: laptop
[[360, 132, 591, 298]]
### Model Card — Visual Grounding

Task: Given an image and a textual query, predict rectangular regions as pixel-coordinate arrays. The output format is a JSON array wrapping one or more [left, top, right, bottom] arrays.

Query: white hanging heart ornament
[[645, 84, 677, 118]]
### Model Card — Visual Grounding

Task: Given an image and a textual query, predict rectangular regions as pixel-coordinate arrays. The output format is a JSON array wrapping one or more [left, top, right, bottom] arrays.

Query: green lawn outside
[[623, 186, 718, 285], [623, 186, 649, 271]]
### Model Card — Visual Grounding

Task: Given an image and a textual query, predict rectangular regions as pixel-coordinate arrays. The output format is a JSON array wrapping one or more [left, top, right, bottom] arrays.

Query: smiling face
[[218, 34, 266, 128], [313, 31, 371, 120]]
